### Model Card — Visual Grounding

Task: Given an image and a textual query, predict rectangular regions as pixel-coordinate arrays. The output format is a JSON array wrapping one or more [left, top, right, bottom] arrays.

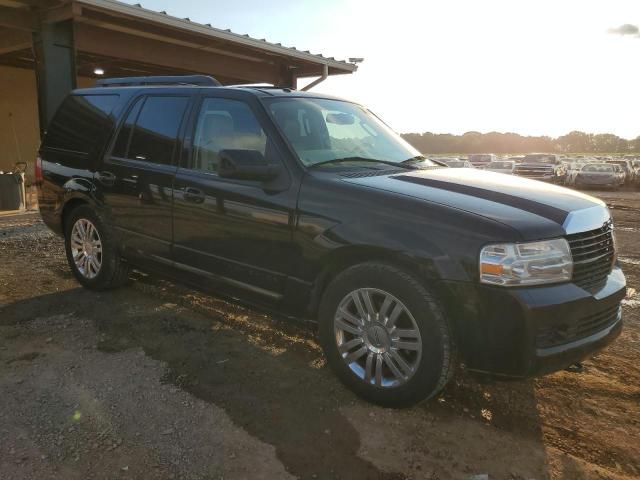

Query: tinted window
[[45, 94, 119, 154], [125, 96, 189, 165], [191, 98, 267, 173], [112, 98, 143, 158]]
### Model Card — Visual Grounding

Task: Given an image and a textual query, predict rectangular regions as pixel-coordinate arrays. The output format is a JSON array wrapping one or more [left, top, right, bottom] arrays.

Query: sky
[[121, 0, 640, 139]]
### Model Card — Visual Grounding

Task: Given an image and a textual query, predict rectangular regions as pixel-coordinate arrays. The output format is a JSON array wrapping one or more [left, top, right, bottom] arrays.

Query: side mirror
[[218, 149, 280, 181]]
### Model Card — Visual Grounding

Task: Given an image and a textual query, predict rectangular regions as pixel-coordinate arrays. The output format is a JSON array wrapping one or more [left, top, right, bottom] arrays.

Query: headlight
[[480, 238, 573, 286]]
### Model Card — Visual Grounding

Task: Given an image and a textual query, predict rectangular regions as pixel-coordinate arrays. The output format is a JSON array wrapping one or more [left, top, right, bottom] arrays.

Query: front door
[[99, 94, 191, 260], [172, 94, 296, 304]]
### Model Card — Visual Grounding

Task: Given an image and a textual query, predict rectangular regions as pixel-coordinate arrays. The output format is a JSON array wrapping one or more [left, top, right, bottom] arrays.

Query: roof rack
[[227, 83, 294, 90], [95, 75, 221, 87]]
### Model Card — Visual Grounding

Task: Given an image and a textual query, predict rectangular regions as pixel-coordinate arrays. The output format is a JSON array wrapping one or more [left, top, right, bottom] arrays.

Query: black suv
[[37, 75, 626, 407]]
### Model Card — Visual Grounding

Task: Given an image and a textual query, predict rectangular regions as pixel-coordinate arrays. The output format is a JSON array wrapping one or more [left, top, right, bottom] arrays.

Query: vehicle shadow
[[0, 274, 589, 479]]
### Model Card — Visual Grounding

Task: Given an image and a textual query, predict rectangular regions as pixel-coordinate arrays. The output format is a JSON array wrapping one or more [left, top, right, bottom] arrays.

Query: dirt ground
[[1, 189, 638, 480]]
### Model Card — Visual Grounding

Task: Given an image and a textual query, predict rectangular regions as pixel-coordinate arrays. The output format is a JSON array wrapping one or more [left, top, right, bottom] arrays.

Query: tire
[[318, 262, 457, 407], [64, 205, 129, 290]]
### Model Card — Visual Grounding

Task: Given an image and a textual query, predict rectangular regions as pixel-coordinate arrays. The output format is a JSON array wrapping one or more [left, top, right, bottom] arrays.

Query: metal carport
[[0, 0, 357, 181]]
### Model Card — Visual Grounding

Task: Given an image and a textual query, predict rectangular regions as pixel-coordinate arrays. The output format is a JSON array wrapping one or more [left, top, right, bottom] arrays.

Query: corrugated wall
[[0, 65, 39, 183]]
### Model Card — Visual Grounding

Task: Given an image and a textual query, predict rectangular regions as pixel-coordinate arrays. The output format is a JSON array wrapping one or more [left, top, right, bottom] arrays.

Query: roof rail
[[227, 83, 293, 89], [95, 75, 221, 87]]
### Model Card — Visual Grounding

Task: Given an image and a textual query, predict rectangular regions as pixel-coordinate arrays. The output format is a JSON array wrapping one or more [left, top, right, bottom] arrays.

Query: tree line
[[400, 130, 640, 155]]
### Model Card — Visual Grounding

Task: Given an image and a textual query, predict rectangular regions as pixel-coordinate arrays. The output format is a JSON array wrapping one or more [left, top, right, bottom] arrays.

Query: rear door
[[172, 92, 296, 303], [99, 93, 192, 260]]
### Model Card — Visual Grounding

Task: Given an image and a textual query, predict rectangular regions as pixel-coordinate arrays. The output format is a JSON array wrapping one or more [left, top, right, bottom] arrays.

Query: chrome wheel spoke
[[350, 291, 368, 321], [390, 350, 414, 376], [392, 340, 420, 351], [77, 254, 87, 272], [374, 354, 383, 386], [335, 317, 361, 336], [365, 352, 374, 383], [393, 328, 420, 339], [89, 257, 100, 277], [361, 290, 376, 320], [338, 307, 364, 329], [379, 295, 394, 319], [386, 303, 404, 328], [85, 222, 94, 239], [383, 352, 406, 381], [345, 345, 368, 363], [339, 337, 364, 355]]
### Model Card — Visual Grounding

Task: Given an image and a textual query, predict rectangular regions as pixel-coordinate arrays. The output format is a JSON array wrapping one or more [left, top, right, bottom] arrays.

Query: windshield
[[583, 164, 613, 172], [265, 97, 433, 167]]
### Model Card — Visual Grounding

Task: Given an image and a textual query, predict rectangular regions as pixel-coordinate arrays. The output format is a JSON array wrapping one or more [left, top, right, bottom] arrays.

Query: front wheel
[[318, 262, 457, 407]]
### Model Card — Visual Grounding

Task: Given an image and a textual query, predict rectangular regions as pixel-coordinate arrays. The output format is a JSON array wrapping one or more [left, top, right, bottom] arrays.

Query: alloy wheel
[[70, 218, 103, 279], [334, 288, 422, 388]]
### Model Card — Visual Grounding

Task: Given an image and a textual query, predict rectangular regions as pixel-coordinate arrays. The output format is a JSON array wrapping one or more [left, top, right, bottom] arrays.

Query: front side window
[[265, 97, 431, 167], [191, 98, 267, 173], [113, 96, 189, 165]]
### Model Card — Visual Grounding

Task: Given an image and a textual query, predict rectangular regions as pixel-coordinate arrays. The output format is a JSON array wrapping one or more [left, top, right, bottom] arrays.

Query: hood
[[340, 167, 608, 240]]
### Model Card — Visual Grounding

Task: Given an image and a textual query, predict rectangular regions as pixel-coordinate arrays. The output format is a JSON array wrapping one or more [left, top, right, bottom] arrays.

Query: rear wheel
[[64, 205, 129, 290], [318, 262, 456, 407]]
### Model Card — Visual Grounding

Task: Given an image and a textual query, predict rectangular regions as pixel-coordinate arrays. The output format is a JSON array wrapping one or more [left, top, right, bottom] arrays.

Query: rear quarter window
[[44, 94, 120, 159]]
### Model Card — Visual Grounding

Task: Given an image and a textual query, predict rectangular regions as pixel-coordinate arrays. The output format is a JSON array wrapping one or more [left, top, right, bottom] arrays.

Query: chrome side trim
[[563, 205, 611, 235]]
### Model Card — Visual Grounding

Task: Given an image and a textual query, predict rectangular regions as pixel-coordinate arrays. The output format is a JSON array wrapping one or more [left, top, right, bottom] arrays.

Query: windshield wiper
[[401, 155, 427, 164], [309, 157, 417, 170], [402, 155, 444, 167]]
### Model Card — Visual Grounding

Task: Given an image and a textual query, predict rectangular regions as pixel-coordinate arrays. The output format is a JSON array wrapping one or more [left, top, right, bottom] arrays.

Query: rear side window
[[112, 96, 189, 165], [45, 94, 119, 155], [111, 98, 143, 158]]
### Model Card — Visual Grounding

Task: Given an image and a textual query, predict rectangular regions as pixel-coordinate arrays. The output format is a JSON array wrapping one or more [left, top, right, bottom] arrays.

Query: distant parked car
[[608, 160, 635, 184], [565, 158, 599, 185], [513, 154, 566, 184], [468, 154, 497, 168], [484, 160, 515, 174], [443, 160, 473, 168], [574, 164, 624, 190], [632, 160, 640, 188], [505, 156, 525, 163]]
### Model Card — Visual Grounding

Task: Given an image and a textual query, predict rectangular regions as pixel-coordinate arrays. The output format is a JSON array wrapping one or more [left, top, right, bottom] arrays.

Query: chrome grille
[[537, 305, 621, 348], [567, 221, 615, 291], [513, 164, 554, 178]]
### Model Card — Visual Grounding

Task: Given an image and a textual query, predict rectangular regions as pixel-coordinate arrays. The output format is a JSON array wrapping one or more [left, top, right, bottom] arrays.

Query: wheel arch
[[306, 245, 442, 320], [61, 196, 92, 233]]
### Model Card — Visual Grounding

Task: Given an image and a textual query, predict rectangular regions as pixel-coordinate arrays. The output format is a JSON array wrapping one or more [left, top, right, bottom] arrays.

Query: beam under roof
[[74, 0, 357, 76]]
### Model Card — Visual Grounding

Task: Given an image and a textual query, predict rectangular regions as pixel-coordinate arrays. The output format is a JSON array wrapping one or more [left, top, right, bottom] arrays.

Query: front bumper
[[440, 266, 626, 377]]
